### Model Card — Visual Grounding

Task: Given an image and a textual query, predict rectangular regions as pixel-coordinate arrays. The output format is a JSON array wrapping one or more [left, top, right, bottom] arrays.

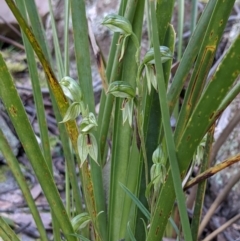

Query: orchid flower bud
[[137, 46, 173, 93], [102, 14, 132, 36], [60, 102, 82, 123], [107, 81, 135, 99], [71, 213, 91, 232], [150, 146, 167, 191], [138, 46, 173, 78], [77, 133, 98, 167], [80, 112, 98, 133], [60, 76, 83, 103], [122, 98, 134, 126]]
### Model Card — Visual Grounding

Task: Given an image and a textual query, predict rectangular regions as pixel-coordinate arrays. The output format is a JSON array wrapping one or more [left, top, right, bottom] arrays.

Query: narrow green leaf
[[148, 2, 192, 241], [0, 129, 48, 241], [127, 222, 137, 241], [0, 52, 76, 241], [119, 182, 150, 220], [0, 217, 20, 241], [70, 233, 91, 241]]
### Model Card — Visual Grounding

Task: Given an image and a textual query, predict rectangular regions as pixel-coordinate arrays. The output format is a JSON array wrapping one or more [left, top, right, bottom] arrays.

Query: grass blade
[[119, 183, 150, 220], [0, 53, 76, 241], [147, 2, 192, 240]]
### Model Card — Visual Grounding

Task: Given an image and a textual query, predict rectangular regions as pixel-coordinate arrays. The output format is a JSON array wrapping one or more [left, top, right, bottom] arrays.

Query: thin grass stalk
[[109, 107, 133, 241], [117, 0, 145, 238], [70, 1, 107, 240], [191, 0, 198, 34], [5, 0, 91, 235], [151, 35, 240, 241], [97, 0, 127, 138], [124, 137, 140, 241], [162, 24, 175, 86], [15, 0, 52, 172], [153, 0, 175, 165], [0, 129, 48, 241], [48, 0, 64, 78], [0, 217, 20, 241], [135, 2, 175, 238], [64, 0, 70, 76], [148, 2, 192, 240], [146, 0, 152, 46], [61, 0, 84, 218], [177, 0, 184, 60], [4, 0, 90, 235], [191, 126, 214, 241], [167, 0, 216, 113], [0, 227, 12, 241], [51, 0, 83, 218], [23, 0, 52, 64], [65, 164, 71, 217], [152, 31, 240, 241], [98, 44, 123, 159], [0, 53, 76, 241], [21, 2, 73, 196], [15, 2, 61, 238]]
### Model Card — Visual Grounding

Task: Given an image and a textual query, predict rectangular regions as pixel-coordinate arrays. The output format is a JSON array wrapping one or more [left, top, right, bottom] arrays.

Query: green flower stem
[[98, 0, 138, 161], [97, 0, 127, 134], [191, 0, 198, 34], [119, 1, 145, 239], [64, 0, 70, 76], [70, 0, 107, 239], [99, 0, 136, 156], [147, 2, 193, 241], [162, 24, 175, 86], [0, 129, 48, 241], [108, 5, 142, 238], [177, 0, 184, 60], [0, 217, 20, 241], [191, 128, 214, 241], [135, 2, 175, 239]]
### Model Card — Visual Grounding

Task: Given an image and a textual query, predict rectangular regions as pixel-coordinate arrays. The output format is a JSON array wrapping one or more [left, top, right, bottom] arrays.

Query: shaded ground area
[[1, 1, 240, 240]]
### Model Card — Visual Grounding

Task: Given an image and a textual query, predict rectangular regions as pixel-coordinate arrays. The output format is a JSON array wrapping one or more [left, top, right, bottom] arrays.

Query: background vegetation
[[0, 0, 240, 240]]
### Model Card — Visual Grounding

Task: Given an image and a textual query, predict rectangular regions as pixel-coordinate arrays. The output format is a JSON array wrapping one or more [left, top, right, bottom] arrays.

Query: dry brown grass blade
[[202, 213, 240, 241], [198, 170, 240, 236], [184, 153, 240, 191]]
